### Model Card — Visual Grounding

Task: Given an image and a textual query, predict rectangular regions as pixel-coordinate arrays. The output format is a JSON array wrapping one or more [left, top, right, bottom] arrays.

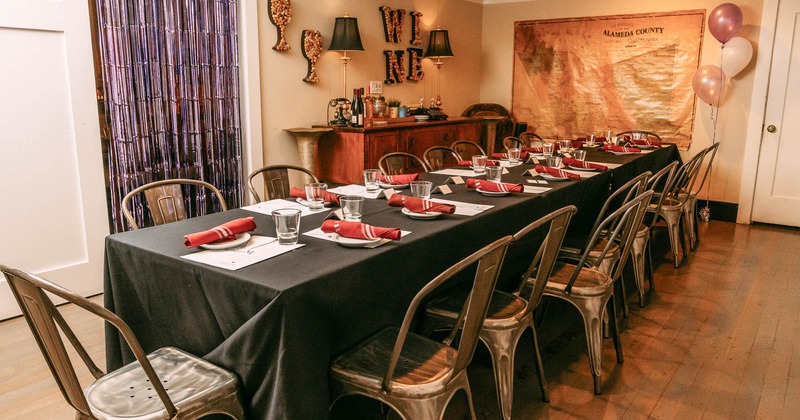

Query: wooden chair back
[[423, 146, 460, 170], [248, 164, 319, 202], [378, 152, 428, 175], [450, 140, 486, 160], [121, 178, 228, 230]]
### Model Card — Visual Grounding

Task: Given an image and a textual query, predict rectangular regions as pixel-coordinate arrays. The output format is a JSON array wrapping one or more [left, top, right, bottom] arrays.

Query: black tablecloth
[[104, 145, 679, 419]]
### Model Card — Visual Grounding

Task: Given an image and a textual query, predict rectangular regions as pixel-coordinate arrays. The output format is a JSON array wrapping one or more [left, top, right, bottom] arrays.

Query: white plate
[[414, 115, 430, 122], [567, 165, 598, 172], [539, 173, 571, 182], [476, 188, 510, 197], [610, 151, 640, 155], [634, 144, 660, 149], [296, 198, 334, 207], [199, 232, 251, 250], [332, 234, 382, 248], [401, 207, 442, 220], [379, 182, 409, 189]]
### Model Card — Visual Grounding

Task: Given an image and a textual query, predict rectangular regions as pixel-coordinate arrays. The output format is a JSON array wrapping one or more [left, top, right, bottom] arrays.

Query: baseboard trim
[[695, 200, 738, 223]]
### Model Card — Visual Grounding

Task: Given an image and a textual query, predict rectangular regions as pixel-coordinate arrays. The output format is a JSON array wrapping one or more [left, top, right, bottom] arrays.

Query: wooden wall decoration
[[406, 48, 424, 81], [384, 50, 406, 84], [409, 11, 423, 45], [268, 0, 291, 51], [512, 11, 705, 149], [380, 6, 405, 43], [301, 30, 322, 83]]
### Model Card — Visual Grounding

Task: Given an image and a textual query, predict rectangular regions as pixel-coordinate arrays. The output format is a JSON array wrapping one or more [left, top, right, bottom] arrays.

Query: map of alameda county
[[512, 11, 705, 150]]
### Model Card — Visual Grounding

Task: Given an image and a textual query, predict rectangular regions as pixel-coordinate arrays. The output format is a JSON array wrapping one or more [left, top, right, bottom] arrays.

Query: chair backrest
[[450, 140, 486, 160], [586, 171, 651, 243], [691, 142, 720, 194], [564, 190, 654, 293], [248, 164, 319, 203], [670, 149, 706, 198], [461, 103, 515, 140], [0, 265, 179, 418], [378, 152, 429, 175], [519, 131, 544, 147], [121, 178, 228, 230], [644, 161, 679, 229], [616, 130, 661, 142], [381, 235, 513, 393], [423, 146, 460, 170], [513, 205, 578, 311], [502, 136, 526, 150]]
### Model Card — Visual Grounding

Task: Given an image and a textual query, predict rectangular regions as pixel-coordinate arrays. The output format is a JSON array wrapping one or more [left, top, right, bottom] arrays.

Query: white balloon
[[721, 36, 753, 77]]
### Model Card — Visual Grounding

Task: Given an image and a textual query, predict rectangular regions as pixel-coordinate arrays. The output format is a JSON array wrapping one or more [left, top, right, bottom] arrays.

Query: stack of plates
[[414, 115, 430, 122]]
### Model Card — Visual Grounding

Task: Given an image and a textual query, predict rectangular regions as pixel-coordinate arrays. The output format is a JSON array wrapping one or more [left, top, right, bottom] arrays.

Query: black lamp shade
[[425, 29, 454, 58], [329, 16, 364, 51]]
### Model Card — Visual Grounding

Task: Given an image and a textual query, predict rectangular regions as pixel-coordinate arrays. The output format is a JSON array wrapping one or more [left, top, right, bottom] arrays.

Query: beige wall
[[257, 0, 483, 167], [480, 0, 765, 205]]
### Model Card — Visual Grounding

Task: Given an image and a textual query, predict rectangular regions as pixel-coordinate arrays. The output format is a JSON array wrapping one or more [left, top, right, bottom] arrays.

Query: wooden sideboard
[[315, 117, 482, 184]]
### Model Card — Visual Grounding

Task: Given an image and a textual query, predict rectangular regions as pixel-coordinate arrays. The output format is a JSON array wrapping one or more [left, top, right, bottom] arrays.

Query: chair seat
[[330, 327, 458, 398], [650, 197, 682, 212], [544, 262, 613, 297], [85, 347, 240, 419], [426, 289, 528, 329]]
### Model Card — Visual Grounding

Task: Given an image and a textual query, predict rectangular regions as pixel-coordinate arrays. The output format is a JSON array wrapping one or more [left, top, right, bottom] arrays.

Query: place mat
[[242, 199, 322, 217], [328, 184, 384, 199], [181, 235, 304, 270]]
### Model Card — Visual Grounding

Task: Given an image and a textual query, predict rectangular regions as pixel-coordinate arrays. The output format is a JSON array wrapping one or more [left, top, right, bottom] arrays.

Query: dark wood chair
[[451, 140, 487, 160], [423, 146, 460, 170], [329, 235, 513, 419], [461, 103, 515, 142], [121, 178, 228, 230], [378, 152, 429, 175], [247, 164, 319, 202], [0, 265, 245, 420]]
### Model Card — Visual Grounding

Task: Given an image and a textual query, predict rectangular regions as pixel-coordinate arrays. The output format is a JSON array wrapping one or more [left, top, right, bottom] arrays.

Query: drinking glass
[[545, 156, 562, 168], [304, 182, 327, 210], [586, 133, 596, 146], [507, 147, 521, 164], [542, 142, 555, 157], [272, 208, 301, 245], [410, 181, 433, 199], [471, 155, 487, 173], [559, 139, 572, 153], [485, 166, 502, 182], [603, 130, 612, 141], [572, 149, 587, 161], [340, 196, 365, 221], [363, 169, 381, 192]]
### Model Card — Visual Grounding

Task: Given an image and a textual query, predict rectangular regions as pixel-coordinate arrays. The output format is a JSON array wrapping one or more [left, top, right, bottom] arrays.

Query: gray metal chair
[[519, 131, 544, 147], [248, 164, 319, 202], [423, 206, 577, 420], [616, 130, 662, 142], [0, 265, 245, 420], [451, 140, 486, 160], [502, 136, 526, 150], [121, 178, 228, 230], [680, 142, 720, 250], [377, 152, 429, 175], [423, 146, 460, 170], [540, 190, 653, 395], [329, 235, 513, 420]]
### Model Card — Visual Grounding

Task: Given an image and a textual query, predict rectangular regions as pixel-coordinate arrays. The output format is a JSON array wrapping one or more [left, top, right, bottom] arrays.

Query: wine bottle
[[350, 88, 363, 128]]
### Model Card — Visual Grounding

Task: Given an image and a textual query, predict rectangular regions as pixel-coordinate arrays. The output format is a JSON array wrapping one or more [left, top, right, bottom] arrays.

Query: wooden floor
[[2, 221, 799, 419]]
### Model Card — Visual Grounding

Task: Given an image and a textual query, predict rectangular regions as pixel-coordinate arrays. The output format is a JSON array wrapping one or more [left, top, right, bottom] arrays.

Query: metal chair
[[451, 140, 486, 160], [461, 103, 515, 141], [423, 146, 460, 170], [502, 136, 526, 150], [0, 265, 245, 420], [680, 142, 720, 250], [329, 235, 513, 420], [121, 178, 228, 230], [247, 164, 319, 202], [423, 206, 577, 419], [616, 130, 662, 142], [519, 132, 544, 147], [631, 161, 678, 307], [378, 152, 429, 175], [539, 190, 653, 395]]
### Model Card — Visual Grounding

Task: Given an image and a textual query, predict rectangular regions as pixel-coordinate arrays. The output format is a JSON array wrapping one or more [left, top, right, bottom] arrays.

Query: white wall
[[257, 0, 483, 167], [480, 0, 764, 206]]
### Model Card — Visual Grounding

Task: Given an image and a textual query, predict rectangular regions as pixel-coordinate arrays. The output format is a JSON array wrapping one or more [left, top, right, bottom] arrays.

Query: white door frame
[[239, 0, 264, 201], [737, 0, 780, 224]]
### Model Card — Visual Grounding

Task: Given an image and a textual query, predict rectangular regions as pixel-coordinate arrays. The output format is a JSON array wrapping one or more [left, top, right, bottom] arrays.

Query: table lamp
[[424, 27, 454, 109], [329, 13, 364, 125]]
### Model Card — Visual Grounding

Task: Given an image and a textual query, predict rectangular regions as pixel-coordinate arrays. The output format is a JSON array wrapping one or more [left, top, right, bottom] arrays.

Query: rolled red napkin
[[289, 187, 342, 206], [571, 141, 584, 149], [466, 178, 524, 193], [600, 144, 641, 153], [631, 139, 662, 147], [320, 219, 401, 241], [379, 173, 419, 185], [521, 147, 543, 153], [491, 151, 530, 160], [387, 194, 456, 214], [183, 217, 257, 248], [561, 157, 608, 171], [534, 165, 581, 180], [457, 160, 500, 167]]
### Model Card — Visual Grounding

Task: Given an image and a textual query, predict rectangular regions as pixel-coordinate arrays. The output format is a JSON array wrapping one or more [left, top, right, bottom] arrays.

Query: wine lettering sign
[[512, 11, 705, 150]]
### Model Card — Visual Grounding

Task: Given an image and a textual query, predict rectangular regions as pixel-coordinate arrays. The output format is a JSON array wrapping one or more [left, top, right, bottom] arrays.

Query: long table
[[104, 145, 679, 419]]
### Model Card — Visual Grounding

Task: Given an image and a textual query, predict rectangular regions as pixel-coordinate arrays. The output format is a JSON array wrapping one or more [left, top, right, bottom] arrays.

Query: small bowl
[[414, 115, 430, 122]]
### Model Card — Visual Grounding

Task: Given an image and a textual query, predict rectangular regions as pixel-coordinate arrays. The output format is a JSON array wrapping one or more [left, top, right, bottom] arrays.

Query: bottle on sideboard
[[350, 88, 364, 128]]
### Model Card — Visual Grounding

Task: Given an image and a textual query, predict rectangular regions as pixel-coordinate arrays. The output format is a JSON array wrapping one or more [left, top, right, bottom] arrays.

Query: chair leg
[[660, 208, 684, 267], [631, 234, 648, 307], [530, 325, 550, 402], [481, 328, 523, 420], [645, 238, 655, 292], [608, 295, 624, 364], [576, 297, 607, 395], [617, 271, 630, 318], [684, 196, 698, 251]]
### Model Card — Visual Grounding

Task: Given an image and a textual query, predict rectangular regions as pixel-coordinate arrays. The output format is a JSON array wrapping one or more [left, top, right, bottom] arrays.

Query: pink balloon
[[692, 65, 727, 106], [708, 3, 744, 44]]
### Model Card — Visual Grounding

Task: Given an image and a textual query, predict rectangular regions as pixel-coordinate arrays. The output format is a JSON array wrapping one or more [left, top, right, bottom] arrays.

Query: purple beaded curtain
[[95, 0, 244, 232]]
